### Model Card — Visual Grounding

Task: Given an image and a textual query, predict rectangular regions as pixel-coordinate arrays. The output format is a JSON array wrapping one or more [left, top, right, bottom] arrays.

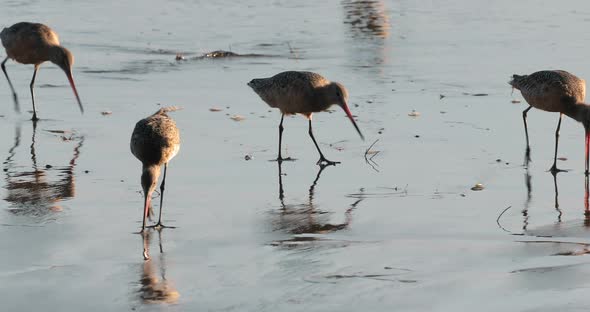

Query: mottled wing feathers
[[1, 22, 60, 64], [510, 70, 585, 112], [131, 108, 181, 166], [248, 71, 331, 114]]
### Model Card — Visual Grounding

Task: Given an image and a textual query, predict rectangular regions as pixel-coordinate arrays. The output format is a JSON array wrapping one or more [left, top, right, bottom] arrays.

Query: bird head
[[141, 165, 160, 223], [141, 166, 160, 197], [328, 82, 364, 140]]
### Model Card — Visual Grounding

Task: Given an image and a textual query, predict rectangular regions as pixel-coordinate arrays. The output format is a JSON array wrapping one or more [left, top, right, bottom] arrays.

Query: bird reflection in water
[[342, 0, 390, 39], [521, 171, 590, 237], [523, 145, 532, 169], [342, 0, 391, 73], [3, 122, 83, 216], [272, 162, 363, 239], [521, 170, 563, 232], [138, 229, 179, 304], [521, 169, 562, 232]]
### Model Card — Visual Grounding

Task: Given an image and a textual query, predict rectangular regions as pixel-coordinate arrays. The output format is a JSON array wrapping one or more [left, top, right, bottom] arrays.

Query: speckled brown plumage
[[131, 107, 181, 167], [131, 106, 181, 231], [510, 70, 585, 112], [1, 22, 60, 64], [248, 71, 347, 116]]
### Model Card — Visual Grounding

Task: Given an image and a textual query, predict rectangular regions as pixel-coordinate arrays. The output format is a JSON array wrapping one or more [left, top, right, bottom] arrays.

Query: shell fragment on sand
[[471, 183, 484, 191]]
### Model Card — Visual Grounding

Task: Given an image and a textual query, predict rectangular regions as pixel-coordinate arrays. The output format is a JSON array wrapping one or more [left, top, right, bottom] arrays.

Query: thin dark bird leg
[[1, 57, 19, 113], [522, 105, 532, 166], [278, 114, 284, 161], [549, 113, 565, 173], [29, 65, 39, 121], [157, 163, 166, 224], [150, 163, 175, 229], [308, 119, 339, 166], [275, 114, 294, 162]]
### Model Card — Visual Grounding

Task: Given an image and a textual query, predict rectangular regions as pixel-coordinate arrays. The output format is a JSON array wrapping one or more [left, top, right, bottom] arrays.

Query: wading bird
[[1, 22, 83, 120], [510, 70, 590, 174], [131, 107, 181, 231], [248, 71, 364, 166]]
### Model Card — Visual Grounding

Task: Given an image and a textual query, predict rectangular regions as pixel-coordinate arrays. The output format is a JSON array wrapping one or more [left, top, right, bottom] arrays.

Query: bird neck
[[47, 46, 71, 72], [317, 85, 338, 110], [48, 45, 64, 63], [141, 165, 161, 196], [564, 103, 590, 129]]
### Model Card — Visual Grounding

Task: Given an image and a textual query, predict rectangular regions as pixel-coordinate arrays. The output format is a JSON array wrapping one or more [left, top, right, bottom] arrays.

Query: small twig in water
[[286, 41, 299, 61], [496, 205, 524, 235], [364, 139, 381, 172]]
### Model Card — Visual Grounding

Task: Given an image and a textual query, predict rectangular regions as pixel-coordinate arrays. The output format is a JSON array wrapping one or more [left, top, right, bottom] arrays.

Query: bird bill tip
[[65, 71, 84, 114], [341, 103, 364, 141]]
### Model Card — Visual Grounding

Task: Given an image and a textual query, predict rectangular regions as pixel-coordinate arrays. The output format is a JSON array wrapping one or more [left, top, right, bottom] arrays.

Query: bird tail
[[153, 106, 183, 116], [509, 74, 527, 90]]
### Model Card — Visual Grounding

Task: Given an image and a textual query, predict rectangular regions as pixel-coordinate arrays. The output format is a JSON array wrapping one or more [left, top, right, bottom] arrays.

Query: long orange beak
[[65, 70, 84, 114], [341, 101, 364, 140], [142, 194, 151, 231]]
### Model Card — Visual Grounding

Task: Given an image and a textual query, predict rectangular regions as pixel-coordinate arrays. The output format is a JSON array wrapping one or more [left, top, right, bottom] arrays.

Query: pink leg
[[142, 194, 151, 231]]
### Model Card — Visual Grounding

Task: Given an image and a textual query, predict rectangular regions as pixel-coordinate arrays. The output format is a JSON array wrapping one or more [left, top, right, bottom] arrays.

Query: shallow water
[[2, 0, 590, 311]]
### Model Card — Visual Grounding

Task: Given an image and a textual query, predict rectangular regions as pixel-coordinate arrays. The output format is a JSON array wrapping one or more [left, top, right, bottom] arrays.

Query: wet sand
[[1, 0, 590, 311]]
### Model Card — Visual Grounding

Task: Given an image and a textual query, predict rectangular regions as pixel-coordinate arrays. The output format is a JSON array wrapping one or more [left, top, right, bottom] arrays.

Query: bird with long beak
[[1, 22, 83, 121], [510, 70, 590, 175], [248, 71, 364, 166], [131, 107, 181, 231]]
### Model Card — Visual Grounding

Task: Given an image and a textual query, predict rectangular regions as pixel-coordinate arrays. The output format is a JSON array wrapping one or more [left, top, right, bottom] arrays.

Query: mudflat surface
[[1, 1, 590, 311]]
